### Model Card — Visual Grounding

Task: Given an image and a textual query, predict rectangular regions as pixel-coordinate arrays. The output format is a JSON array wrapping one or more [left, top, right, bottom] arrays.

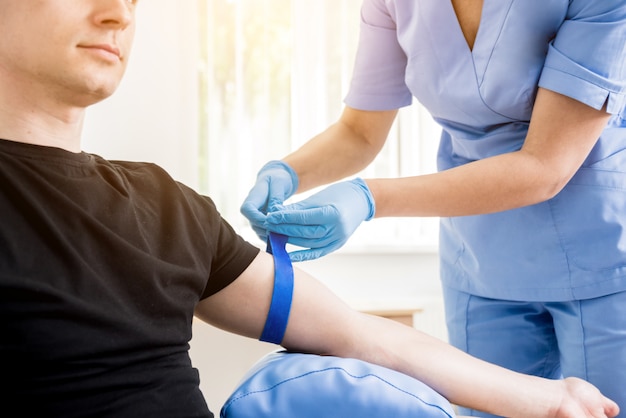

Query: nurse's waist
[[438, 122, 527, 164]]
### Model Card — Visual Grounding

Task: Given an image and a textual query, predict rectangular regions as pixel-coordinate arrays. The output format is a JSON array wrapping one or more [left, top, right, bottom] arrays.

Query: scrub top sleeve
[[344, 0, 413, 111], [538, 0, 626, 115]]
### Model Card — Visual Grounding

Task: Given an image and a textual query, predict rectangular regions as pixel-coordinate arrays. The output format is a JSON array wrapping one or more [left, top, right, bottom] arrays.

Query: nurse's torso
[[392, 0, 626, 301]]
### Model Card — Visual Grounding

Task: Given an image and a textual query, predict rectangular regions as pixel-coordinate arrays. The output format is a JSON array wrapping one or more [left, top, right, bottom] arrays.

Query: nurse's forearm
[[367, 150, 557, 218], [369, 89, 610, 218], [283, 123, 374, 192], [284, 107, 398, 193]]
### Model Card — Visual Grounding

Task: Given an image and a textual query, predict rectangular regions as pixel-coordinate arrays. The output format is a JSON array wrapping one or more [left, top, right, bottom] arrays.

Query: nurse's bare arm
[[195, 251, 619, 418], [367, 88, 612, 218], [283, 107, 397, 193]]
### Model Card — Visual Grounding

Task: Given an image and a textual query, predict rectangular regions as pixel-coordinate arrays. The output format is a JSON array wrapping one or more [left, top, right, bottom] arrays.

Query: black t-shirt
[[0, 139, 260, 417]]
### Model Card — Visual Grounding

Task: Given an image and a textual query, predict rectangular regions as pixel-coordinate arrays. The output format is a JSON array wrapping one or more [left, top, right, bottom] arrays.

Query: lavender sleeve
[[344, 0, 413, 111]]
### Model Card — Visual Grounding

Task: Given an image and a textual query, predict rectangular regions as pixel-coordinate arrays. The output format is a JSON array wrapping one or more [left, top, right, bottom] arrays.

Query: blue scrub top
[[345, 0, 626, 301]]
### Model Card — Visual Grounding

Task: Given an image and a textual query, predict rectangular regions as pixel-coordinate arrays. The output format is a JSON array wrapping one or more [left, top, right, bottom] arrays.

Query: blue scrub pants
[[442, 285, 626, 417]]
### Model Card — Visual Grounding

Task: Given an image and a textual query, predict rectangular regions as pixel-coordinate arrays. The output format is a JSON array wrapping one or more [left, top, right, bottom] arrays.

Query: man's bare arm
[[195, 252, 619, 417]]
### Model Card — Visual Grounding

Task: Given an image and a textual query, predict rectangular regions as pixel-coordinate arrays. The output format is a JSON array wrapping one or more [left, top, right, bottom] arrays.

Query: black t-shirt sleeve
[[121, 164, 261, 302], [202, 211, 260, 299], [174, 185, 261, 300]]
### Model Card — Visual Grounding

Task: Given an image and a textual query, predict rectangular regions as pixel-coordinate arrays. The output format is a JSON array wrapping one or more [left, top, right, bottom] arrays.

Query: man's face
[[0, 0, 138, 107]]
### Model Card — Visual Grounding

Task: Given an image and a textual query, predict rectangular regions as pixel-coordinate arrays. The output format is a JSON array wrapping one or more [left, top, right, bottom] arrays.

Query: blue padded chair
[[221, 350, 456, 418]]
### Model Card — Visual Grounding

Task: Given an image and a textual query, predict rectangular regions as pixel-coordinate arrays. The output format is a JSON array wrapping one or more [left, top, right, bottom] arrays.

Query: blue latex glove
[[265, 178, 375, 262], [240, 160, 299, 241]]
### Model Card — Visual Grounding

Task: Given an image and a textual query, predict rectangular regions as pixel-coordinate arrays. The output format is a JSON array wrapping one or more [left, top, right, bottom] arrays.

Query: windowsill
[[238, 226, 439, 256], [334, 243, 439, 255]]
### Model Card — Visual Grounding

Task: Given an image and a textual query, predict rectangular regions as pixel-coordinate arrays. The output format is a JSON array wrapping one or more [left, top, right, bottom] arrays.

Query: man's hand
[[551, 377, 620, 418]]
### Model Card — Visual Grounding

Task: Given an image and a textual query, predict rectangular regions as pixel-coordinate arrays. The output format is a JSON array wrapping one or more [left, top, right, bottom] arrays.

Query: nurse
[[241, 0, 626, 416]]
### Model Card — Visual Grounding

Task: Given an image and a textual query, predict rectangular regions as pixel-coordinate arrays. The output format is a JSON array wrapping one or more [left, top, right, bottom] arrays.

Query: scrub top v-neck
[[345, 0, 626, 302]]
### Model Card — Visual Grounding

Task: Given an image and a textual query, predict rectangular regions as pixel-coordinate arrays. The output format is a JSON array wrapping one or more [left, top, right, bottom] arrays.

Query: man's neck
[[0, 81, 85, 153]]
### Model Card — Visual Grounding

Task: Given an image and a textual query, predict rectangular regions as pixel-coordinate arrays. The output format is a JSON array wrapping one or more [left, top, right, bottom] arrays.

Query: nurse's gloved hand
[[265, 178, 375, 262], [240, 160, 299, 242]]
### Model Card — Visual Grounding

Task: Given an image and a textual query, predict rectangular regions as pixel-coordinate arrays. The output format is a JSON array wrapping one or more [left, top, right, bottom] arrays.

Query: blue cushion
[[220, 350, 455, 418]]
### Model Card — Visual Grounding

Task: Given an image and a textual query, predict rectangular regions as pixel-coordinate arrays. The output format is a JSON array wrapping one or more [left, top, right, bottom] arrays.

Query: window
[[198, 0, 441, 252]]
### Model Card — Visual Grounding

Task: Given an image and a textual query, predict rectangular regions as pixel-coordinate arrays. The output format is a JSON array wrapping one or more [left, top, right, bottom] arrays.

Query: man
[[0, 1, 619, 417]]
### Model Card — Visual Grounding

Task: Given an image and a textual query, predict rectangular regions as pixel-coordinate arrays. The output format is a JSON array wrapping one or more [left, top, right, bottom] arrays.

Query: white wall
[[82, 2, 445, 414], [83, 0, 199, 187]]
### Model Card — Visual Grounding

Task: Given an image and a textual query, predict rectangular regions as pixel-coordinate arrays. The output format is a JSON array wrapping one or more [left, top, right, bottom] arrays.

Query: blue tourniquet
[[259, 232, 294, 344]]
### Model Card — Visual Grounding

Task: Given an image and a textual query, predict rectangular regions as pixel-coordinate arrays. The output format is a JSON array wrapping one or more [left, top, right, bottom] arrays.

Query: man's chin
[[78, 82, 121, 107]]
